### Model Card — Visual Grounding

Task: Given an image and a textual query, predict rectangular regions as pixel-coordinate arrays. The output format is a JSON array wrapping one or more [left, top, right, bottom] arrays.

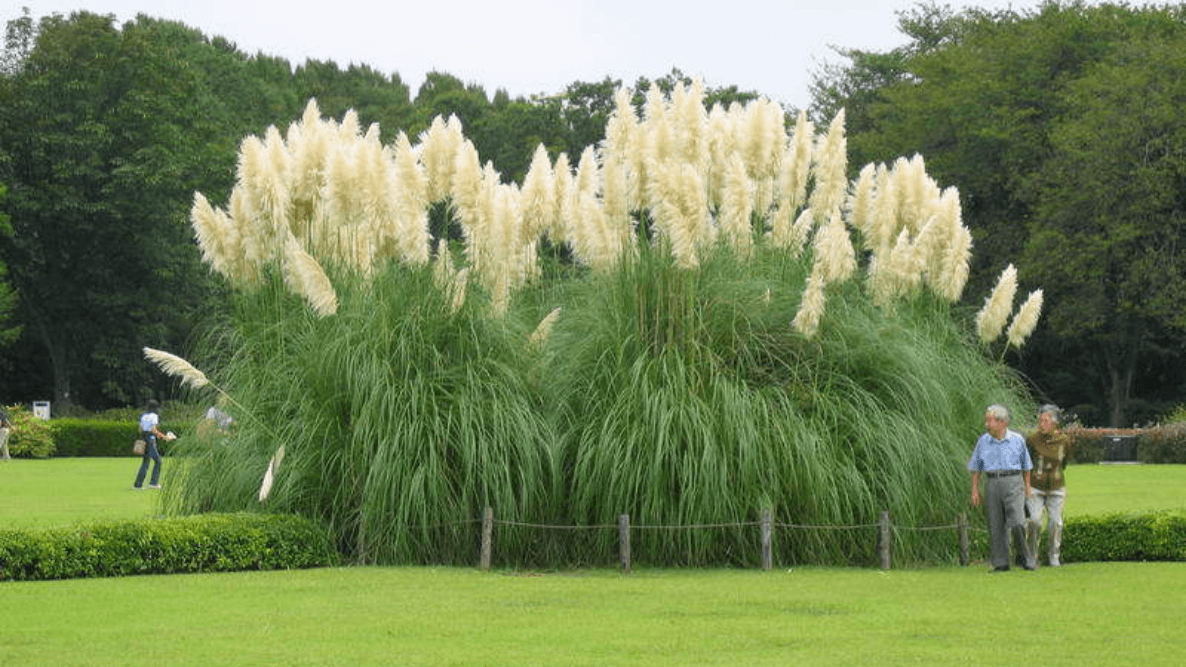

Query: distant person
[[133, 399, 173, 489], [0, 407, 12, 460], [204, 405, 234, 432], [1025, 404, 1073, 567], [968, 404, 1036, 571]]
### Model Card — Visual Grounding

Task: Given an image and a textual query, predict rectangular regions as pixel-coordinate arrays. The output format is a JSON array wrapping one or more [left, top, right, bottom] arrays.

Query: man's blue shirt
[[967, 429, 1033, 472]]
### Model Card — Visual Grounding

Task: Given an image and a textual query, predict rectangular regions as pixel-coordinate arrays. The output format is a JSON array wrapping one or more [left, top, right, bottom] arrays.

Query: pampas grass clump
[[171, 83, 1042, 567]]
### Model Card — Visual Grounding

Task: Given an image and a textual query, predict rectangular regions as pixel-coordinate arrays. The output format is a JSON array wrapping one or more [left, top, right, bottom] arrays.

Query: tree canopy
[[811, 1, 1186, 425]]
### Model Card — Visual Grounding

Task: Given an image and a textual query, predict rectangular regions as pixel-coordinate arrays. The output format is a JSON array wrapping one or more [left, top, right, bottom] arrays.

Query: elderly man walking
[[968, 404, 1036, 571]]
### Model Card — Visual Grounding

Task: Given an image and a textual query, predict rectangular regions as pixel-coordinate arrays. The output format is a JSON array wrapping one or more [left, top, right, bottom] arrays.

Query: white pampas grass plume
[[976, 264, 1018, 344], [792, 274, 828, 339], [521, 144, 557, 241], [936, 225, 973, 302], [143, 347, 210, 390], [848, 163, 878, 242], [552, 152, 574, 245], [869, 162, 898, 255], [778, 111, 814, 214], [529, 307, 562, 347], [420, 115, 461, 203], [1006, 289, 1044, 348], [283, 234, 338, 317], [807, 109, 848, 224], [777, 207, 815, 258], [720, 153, 755, 258], [673, 77, 709, 171], [451, 139, 483, 228], [390, 131, 430, 265], [258, 444, 286, 503], [812, 210, 857, 285]]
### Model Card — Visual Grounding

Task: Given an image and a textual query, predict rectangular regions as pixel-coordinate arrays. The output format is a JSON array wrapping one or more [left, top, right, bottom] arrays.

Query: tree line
[[1, 2, 1183, 426]]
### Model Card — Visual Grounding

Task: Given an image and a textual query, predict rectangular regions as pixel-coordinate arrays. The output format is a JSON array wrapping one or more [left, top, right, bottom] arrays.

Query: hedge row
[[1067, 424, 1186, 464], [50, 418, 195, 457], [0, 513, 337, 581], [1, 404, 197, 458], [1062, 511, 1186, 563]]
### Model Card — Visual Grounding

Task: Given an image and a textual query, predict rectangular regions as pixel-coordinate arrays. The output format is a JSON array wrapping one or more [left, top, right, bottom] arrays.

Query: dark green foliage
[[0, 512, 336, 581], [48, 418, 195, 456], [1062, 511, 1186, 563], [811, 2, 1186, 427]]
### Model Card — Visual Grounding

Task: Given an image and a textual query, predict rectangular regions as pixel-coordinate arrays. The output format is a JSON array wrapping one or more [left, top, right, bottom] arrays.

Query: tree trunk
[[1103, 336, 1138, 428], [32, 312, 73, 414]]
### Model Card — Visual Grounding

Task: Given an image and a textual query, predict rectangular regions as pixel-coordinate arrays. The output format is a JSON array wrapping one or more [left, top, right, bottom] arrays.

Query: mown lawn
[[2, 459, 1184, 666], [3, 459, 1182, 529], [1, 563, 1183, 666]]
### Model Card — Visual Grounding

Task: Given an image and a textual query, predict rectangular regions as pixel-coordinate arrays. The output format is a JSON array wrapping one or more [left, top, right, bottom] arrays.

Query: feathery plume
[[847, 163, 878, 242], [936, 224, 973, 302], [976, 264, 1018, 344], [792, 274, 828, 339], [807, 109, 848, 225], [720, 153, 755, 258], [143, 347, 210, 390], [1006, 289, 1044, 348], [529, 307, 562, 347], [521, 144, 557, 241], [283, 234, 339, 317], [812, 210, 857, 285], [258, 444, 286, 503]]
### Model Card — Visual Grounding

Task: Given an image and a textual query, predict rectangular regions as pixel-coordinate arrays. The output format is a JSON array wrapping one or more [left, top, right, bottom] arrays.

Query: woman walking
[[133, 399, 169, 489]]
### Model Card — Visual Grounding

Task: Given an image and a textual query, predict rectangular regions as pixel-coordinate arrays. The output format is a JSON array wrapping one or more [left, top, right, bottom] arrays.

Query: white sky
[[15, 0, 1052, 109]]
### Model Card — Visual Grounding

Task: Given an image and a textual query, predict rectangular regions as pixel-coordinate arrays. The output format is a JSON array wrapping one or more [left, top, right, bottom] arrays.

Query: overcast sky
[[16, 0, 1054, 109]]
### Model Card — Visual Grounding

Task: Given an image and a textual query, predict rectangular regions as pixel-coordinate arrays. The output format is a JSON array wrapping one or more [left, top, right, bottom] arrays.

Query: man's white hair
[[986, 404, 1010, 423]]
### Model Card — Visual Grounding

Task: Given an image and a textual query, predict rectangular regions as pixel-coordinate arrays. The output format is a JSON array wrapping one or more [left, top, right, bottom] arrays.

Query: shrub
[[1062, 511, 1186, 563], [1162, 404, 1186, 424], [1138, 423, 1186, 464], [3, 404, 55, 458], [0, 512, 337, 581], [1065, 425, 1186, 464]]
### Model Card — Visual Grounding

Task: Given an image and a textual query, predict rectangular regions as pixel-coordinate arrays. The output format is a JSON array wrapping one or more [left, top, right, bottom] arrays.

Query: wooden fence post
[[879, 510, 892, 570], [618, 513, 631, 573], [958, 512, 970, 566], [480, 506, 493, 571], [761, 508, 773, 571]]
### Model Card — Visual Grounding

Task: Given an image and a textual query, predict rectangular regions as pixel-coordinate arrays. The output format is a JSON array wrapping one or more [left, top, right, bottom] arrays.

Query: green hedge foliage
[[1062, 511, 1186, 563], [1066, 425, 1186, 464], [0, 513, 337, 581], [49, 419, 142, 457]]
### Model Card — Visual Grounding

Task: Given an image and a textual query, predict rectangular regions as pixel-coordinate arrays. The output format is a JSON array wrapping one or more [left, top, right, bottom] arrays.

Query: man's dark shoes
[[991, 566, 1010, 572]]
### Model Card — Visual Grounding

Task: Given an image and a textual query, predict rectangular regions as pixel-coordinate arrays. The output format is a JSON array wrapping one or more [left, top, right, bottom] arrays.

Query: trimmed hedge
[[1062, 511, 1186, 563], [0, 513, 337, 581], [50, 418, 196, 457], [1066, 425, 1186, 464]]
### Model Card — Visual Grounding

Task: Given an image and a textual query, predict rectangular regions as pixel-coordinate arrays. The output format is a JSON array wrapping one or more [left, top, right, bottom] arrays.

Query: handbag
[[132, 439, 146, 455]]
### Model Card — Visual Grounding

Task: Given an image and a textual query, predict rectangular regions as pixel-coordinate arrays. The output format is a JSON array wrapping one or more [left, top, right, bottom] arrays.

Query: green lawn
[[2, 459, 1182, 530], [2, 459, 1184, 666], [1, 563, 1182, 666], [1064, 463, 1186, 516], [0, 457, 163, 529]]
